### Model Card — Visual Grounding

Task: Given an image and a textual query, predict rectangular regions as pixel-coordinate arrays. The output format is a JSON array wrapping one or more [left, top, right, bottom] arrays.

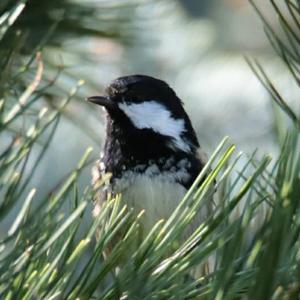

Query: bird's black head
[[87, 75, 200, 163]]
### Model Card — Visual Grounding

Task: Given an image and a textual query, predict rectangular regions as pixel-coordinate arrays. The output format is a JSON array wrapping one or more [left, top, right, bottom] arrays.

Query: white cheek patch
[[118, 101, 190, 152]]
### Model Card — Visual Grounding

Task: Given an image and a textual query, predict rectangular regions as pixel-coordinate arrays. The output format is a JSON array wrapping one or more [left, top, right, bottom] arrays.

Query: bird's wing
[[91, 159, 112, 218]]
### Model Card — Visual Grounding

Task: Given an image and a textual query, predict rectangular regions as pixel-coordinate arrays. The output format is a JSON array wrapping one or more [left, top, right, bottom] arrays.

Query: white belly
[[92, 163, 209, 239], [92, 163, 212, 275], [115, 174, 187, 234]]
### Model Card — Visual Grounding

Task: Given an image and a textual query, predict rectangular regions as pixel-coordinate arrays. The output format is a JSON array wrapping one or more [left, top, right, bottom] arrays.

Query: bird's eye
[[118, 86, 128, 93], [110, 87, 118, 95], [109, 86, 128, 96]]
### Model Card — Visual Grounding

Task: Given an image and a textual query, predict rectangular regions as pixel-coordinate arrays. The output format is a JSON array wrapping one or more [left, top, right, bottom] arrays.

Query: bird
[[87, 74, 210, 243]]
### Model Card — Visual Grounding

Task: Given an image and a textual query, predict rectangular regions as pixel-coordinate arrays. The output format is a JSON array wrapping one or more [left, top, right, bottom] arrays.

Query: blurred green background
[[2, 2, 300, 298]]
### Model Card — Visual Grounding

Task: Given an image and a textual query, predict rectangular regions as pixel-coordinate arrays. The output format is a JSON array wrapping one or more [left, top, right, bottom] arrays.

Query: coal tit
[[87, 75, 209, 237]]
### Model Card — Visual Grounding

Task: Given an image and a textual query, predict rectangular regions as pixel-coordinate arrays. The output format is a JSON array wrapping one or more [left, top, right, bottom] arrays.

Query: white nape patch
[[118, 101, 190, 152]]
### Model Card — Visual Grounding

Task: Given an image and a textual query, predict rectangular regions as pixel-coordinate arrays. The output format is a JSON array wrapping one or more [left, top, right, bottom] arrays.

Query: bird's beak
[[86, 96, 116, 110]]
